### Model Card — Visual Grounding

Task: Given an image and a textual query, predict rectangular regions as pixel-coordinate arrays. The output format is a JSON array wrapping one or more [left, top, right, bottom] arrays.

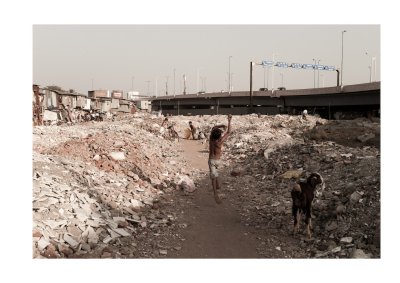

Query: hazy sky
[[33, 25, 380, 96]]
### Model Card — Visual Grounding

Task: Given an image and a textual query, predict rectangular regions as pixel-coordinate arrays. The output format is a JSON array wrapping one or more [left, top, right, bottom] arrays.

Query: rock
[[93, 154, 101, 161], [37, 237, 50, 251], [326, 221, 338, 231], [81, 243, 91, 252], [336, 204, 346, 215], [63, 234, 79, 248], [127, 171, 139, 180], [42, 244, 59, 258], [130, 199, 144, 209], [113, 228, 131, 237], [340, 153, 353, 158], [67, 225, 82, 240], [159, 250, 168, 255], [126, 183, 136, 190], [340, 237, 353, 244], [357, 133, 375, 143], [33, 229, 42, 238], [58, 244, 74, 257], [114, 141, 125, 147], [178, 175, 196, 193], [101, 251, 113, 258], [279, 169, 303, 179], [230, 168, 242, 177], [351, 249, 370, 258], [109, 151, 126, 161], [350, 191, 362, 203], [263, 148, 274, 160], [310, 128, 328, 140]]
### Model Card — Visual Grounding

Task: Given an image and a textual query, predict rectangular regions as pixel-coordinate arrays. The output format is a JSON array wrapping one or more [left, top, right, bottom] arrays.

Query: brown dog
[[291, 173, 324, 239]]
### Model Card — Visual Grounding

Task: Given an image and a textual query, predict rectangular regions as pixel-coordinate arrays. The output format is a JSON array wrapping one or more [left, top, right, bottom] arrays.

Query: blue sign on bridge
[[262, 59, 336, 71]]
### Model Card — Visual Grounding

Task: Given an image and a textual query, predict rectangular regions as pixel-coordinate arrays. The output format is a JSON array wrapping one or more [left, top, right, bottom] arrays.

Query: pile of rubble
[[32, 112, 380, 258], [32, 113, 194, 258], [217, 114, 380, 258]]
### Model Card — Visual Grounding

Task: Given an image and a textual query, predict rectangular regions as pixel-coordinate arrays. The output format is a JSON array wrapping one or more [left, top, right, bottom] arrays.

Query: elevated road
[[146, 82, 380, 119]]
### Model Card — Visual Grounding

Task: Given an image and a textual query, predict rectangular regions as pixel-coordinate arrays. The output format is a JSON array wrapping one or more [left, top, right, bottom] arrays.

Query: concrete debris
[[37, 237, 50, 251], [178, 175, 196, 193], [357, 133, 375, 143], [340, 237, 353, 244], [33, 112, 380, 258], [109, 151, 126, 161], [351, 249, 371, 259]]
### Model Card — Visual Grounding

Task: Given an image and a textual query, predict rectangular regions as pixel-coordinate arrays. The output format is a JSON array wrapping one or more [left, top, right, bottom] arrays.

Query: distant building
[[111, 90, 123, 99], [127, 91, 140, 100], [88, 89, 109, 98]]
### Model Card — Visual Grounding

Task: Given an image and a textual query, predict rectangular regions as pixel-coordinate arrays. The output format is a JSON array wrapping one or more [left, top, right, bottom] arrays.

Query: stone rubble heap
[[33, 113, 193, 258], [211, 114, 380, 258], [33, 112, 380, 258]]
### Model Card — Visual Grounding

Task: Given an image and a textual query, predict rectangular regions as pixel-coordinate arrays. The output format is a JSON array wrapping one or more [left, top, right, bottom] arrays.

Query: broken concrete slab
[[109, 152, 126, 161]]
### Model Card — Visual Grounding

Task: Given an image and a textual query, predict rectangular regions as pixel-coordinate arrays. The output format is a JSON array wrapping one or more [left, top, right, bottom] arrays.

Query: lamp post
[[365, 52, 376, 82], [312, 59, 316, 88], [146, 81, 150, 96], [228, 56, 232, 93], [173, 68, 176, 96], [165, 76, 169, 95], [372, 57, 376, 82], [368, 66, 372, 82], [263, 65, 266, 88], [341, 30, 347, 86], [317, 59, 321, 88], [250, 61, 254, 113], [272, 53, 276, 90]]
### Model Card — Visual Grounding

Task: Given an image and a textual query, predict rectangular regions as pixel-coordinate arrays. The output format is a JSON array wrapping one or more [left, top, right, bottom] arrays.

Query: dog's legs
[[292, 206, 299, 234], [306, 223, 311, 239], [305, 205, 312, 239]]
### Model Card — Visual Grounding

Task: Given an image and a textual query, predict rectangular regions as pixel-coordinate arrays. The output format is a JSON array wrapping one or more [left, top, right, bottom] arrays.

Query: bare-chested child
[[208, 114, 232, 204]]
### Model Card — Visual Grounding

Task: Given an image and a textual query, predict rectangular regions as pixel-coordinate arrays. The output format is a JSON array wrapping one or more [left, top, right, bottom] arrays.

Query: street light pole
[[146, 81, 150, 96], [341, 30, 347, 86], [228, 56, 232, 93], [272, 53, 276, 90], [165, 76, 169, 95], [173, 68, 176, 96], [368, 66, 372, 82], [250, 61, 254, 113], [372, 57, 376, 82], [317, 59, 321, 88], [263, 65, 266, 88], [312, 59, 316, 88]]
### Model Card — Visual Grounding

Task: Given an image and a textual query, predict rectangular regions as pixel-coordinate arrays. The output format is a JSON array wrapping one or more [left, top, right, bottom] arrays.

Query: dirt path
[[170, 139, 260, 258]]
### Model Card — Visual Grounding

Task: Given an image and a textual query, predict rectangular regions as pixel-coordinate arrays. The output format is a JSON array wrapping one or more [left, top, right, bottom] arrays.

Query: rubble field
[[32, 112, 380, 258]]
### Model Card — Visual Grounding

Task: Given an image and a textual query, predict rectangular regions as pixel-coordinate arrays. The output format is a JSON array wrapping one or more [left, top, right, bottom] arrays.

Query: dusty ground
[[32, 113, 380, 259]]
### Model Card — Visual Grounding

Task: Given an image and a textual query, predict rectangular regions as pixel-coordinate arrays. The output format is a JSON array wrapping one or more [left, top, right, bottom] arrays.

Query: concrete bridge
[[146, 82, 380, 119]]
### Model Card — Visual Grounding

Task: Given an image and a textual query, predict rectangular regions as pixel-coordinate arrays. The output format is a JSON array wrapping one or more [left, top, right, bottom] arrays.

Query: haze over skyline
[[33, 25, 380, 96]]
